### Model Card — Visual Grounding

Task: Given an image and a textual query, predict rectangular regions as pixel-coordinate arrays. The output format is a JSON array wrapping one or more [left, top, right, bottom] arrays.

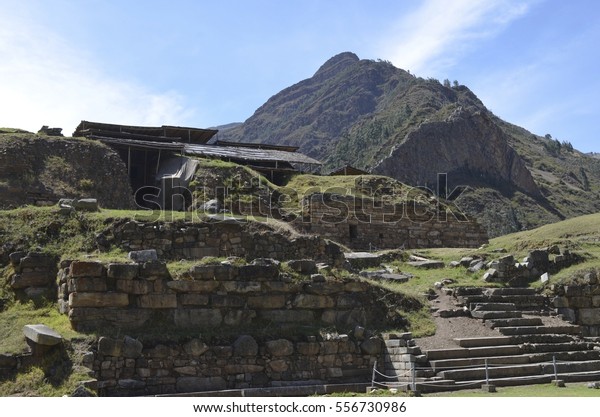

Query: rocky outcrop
[[373, 110, 540, 198]]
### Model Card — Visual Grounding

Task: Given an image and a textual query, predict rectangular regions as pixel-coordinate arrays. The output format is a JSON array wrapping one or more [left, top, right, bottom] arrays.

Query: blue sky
[[1, 0, 599, 152]]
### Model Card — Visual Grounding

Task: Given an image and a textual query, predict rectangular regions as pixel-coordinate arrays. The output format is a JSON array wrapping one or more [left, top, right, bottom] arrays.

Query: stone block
[[578, 308, 600, 326], [70, 261, 105, 278], [122, 336, 143, 358], [107, 263, 139, 280], [233, 335, 258, 357], [179, 294, 210, 306], [137, 294, 177, 309], [98, 337, 123, 357], [211, 294, 245, 308], [176, 376, 226, 393], [74, 198, 99, 212], [173, 309, 223, 327], [69, 292, 129, 308], [569, 296, 592, 308], [140, 261, 170, 280], [128, 249, 158, 263], [23, 324, 62, 346], [296, 342, 320, 356], [167, 280, 219, 293], [293, 294, 335, 309], [224, 309, 257, 326], [10, 271, 54, 289], [116, 279, 153, 295], [247, 294, 286, 309], [592, 296, 600, 308], [238, 264, 280, 280], [189, 265, 215, 280], [221, 281, 261, 293], [360, 337, 382, 355], [304, 282, 345, 295], [19, 252, 55, 269], [174, 366, 197, 376], [69, 277, 107, 293], [269, 359, 288, 373], [258, 310, 315, 323], [266, 339, 294, 356], [183, 339, 209, 356], [262, 281, 298, 293]]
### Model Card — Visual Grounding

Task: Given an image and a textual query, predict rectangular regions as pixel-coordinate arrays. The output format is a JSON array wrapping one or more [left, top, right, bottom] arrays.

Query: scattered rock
[[199, 199, 220, 214], [540, 272, 550, 284], [23, 324, 63, 346], [74, 198, 99, 212], [128, 249, 158, 263], [407, 260, 444, 269]]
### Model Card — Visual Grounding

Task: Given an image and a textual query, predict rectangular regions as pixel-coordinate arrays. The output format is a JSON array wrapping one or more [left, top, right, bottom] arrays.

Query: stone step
[[471, 302, 517, 311], [486, 317, 544, 328], [464, 295, 546, 309], [430, 355, 531, 372], [484, 288, 538, 296], [437, 359, 600, 382], [438, 363, 544, 381], [498, 325, 582, 336], [429, 350, 600, 372], [455, 336, 514, 348], [426, 344, 523, 361], [470, 310, 522, 320], [453, 287, 485, 297], [508, 334, 578, 344]]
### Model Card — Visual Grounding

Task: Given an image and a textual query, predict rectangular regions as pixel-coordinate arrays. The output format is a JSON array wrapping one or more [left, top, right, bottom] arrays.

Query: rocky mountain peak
[[313, 51, 360, 80]]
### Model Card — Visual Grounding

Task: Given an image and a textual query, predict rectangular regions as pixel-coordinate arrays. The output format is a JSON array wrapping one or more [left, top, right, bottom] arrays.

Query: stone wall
[[59, 259, 411, 332], [299, 194, 488, 250], [97, 218, 344, 266], [7, 251, 57, 300], [86, 334, 384, 396], [551, 277, 600, 336]]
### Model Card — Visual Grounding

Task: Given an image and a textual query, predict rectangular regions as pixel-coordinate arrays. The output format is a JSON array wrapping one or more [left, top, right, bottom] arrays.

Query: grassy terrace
[[1, 203, 600, 395]]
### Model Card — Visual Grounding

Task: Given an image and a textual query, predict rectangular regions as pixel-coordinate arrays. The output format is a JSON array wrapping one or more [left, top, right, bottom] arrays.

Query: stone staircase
[[412, 287, 600, 392]]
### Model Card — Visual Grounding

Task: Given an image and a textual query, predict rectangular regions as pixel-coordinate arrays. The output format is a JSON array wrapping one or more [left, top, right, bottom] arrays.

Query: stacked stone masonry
[[97, 218, 344, 266], [7, 251, 57, 300], [59, 259, 403, 331], [552, 280, 600, 336], [88, 334, 386, 396], [299, 194, 488, 250]]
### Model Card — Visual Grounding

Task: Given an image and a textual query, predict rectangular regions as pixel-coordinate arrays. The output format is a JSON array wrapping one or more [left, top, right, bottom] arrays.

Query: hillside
[[221, 52, 600, 237], [0, 131, 135, 210]]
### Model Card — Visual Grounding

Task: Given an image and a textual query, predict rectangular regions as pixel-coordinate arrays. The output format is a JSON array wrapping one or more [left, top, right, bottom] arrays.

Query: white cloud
[[380, 0, 537, 75], [0, 11, 194, 135]]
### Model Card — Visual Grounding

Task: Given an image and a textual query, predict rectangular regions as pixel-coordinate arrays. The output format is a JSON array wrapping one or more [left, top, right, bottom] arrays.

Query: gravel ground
[[414, 289, 499, 351]]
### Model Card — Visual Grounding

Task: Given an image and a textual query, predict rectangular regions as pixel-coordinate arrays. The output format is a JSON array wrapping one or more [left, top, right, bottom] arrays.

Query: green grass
[[328, 382, 600, 397], [426, 382, 600, 397], [0, 301, 81, 354]]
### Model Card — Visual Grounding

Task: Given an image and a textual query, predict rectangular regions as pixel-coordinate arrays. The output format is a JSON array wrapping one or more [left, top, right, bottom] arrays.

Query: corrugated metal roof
[[92, 136, 185, 151], [184, 143, 322, 165], [74, 120, 218, 144]]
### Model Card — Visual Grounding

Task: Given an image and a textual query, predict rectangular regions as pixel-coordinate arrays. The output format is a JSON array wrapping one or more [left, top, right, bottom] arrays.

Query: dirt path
[[414, 289, 503, 351]]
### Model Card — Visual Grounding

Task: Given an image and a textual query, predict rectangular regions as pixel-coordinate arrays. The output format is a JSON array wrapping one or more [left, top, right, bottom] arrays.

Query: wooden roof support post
[[127, 146, 131, 177], [156, 149, 162, 174]]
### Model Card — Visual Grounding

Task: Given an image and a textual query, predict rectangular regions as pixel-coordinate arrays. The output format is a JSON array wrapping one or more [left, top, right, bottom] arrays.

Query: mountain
[[220, 52, 600, 237]]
